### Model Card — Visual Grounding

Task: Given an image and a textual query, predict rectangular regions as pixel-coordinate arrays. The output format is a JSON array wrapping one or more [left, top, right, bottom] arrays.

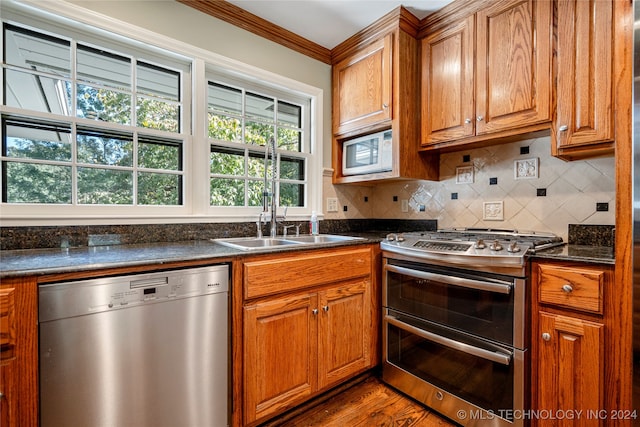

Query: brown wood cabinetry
[[238, 246, 377, 426], [333, 34, 392, 136], [0, 277, 38, 427], [331, 8, 439, 184], [531, 260, 613, 426], [421, 0, 552, 149], [552, 0, 614, 160]]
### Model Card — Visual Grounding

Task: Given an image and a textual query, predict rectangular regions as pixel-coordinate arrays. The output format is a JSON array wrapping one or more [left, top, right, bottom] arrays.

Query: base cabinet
[[239, 246, 375, 426], [537, 312, 604, 424], [0, 277, 38, 427]]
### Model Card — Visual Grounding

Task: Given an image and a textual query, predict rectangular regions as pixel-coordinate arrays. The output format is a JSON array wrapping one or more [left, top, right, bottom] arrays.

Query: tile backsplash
[[324, 136, 615, 241]]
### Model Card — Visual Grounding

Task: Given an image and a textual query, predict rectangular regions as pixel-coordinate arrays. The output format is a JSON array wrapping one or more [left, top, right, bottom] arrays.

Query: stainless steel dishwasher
[[38, 265, 229, 427]]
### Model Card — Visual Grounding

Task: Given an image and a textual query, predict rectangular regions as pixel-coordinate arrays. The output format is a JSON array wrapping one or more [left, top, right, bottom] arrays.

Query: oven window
[[385, 263, 515, 345], [386, 312, 515, 417]]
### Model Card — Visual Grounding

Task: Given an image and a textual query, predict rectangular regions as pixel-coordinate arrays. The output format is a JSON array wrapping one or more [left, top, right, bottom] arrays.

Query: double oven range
[[380, 228, 563, 427]]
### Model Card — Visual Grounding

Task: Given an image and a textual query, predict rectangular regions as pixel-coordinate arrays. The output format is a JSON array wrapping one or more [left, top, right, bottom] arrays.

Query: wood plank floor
[[259, 375, 459, 427]]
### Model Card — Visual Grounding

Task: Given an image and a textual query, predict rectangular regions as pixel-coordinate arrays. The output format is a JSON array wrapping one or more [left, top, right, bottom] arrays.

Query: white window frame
[[0, 0, 324, 226]]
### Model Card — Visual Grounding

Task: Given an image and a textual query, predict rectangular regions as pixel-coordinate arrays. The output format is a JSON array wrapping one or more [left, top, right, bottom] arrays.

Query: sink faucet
[[263, 136, 283, 238]]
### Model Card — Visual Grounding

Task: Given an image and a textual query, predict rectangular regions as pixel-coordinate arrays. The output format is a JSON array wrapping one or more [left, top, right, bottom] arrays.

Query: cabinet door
[[475, 0, 551, 134], [243, 293, 318, 425], [538, 312, 604, 425], [421, 15, 475, 146], [332, 33, 392, 135], [317, 280, 371, 389], [553, 0, 613, 159]]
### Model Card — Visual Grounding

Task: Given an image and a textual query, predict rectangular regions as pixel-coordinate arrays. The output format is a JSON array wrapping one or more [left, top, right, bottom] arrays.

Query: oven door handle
[[385, 265, 512, 295], [385, 314, 513, 366]]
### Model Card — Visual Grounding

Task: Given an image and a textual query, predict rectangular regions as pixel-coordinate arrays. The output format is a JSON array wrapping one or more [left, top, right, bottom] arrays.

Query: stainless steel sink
[[214, 237, 304, 250], [213, 234, 363, 250]]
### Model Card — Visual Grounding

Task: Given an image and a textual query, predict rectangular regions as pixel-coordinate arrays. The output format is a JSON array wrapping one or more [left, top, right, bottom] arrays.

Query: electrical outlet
[[326, 197, 338, 212], [401, 199, 409, 213]]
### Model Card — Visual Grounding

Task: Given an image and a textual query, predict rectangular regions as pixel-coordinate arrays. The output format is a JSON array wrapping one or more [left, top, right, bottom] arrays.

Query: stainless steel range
[[380, 228, 563, 427]]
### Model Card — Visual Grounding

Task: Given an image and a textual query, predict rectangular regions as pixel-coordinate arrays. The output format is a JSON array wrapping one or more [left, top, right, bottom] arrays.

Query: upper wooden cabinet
[[421, 0, 552, 149], [552, 0, 614, 160], [331, 8, 439, 184], [332, 34, 392, 135]]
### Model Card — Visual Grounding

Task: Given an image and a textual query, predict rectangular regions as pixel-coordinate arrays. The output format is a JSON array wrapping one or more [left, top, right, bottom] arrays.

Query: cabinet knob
[[0, 392, 4, 399], [464, 118, 472, 124], [312, 309, 318, 315], [382, 103, 388, 109], [561, 284, 573, 293], [558, 125, 569, 132], [322, 305, 329, 312], [542, 333, 551, 341], [476, 116, 484, 122]]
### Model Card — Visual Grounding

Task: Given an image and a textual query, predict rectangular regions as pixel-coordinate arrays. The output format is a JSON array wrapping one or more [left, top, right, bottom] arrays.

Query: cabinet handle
[[312, 309, 318, 315], [558, 125, 569, 132], [476, 116, 484, 122], [561, 284, 573, 293], [382, 103, 388, 109], [542, 333, 551, 341], [0, 392, 4, 399], [322, 305, 329, 312], [464, 118, 472, 124]]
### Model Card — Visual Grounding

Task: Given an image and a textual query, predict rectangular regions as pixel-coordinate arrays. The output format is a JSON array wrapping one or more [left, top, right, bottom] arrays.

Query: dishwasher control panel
[[39, 264, 229, 322]]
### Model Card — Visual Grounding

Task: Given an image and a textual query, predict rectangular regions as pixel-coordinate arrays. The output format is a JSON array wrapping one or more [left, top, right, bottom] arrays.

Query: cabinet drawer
[[536, 264, 604, 314], [244, 247, 371, 299]]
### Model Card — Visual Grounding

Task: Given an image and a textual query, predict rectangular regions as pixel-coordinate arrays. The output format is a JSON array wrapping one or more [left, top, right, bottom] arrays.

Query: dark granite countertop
[[531, 244, 615, 265], [0, 235, 380, 278]]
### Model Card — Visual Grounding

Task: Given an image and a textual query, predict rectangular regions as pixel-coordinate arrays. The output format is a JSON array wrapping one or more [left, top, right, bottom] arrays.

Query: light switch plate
[[401, 199, 409, 213], [326, 197, 338, 212]]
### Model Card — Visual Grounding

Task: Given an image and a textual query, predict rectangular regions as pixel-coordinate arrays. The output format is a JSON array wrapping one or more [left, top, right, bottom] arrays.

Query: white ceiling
[[225, 0, 453, 49]]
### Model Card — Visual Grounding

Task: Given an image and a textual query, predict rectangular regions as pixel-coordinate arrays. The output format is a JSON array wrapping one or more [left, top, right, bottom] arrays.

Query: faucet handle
[[282, 224, 295, 237]]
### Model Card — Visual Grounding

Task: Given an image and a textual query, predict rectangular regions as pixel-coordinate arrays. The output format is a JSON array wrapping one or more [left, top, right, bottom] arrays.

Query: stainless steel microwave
[[342, 129, 393, 176]]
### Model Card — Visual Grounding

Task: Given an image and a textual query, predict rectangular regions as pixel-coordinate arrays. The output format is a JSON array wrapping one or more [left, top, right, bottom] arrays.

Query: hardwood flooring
[[259, 375, 459, 427]]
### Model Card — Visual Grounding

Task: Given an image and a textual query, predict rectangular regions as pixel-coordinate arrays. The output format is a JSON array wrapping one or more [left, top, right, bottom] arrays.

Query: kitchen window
[[0, 2, 322, 224], [1, 22, 188, 208], [207, 80, 310, 209]]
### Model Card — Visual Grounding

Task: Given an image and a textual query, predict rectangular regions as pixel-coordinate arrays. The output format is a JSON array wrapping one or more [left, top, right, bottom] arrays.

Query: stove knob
[[397, 234, 405, 242], [474, 239, 486, 249], [507, 242, 521, 253], [386, 233, 396, 241], [489, 240, 503, 251]]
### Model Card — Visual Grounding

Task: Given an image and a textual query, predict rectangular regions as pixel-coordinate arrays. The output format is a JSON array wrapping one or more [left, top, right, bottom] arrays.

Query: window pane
[[138, 172, 181, 205], [4, 122, 71, 161], [280, 157, 304, 180], [208, 113, 241, 142], [278, 101, 301, 128], [245, 121, 273, 146], [78, 167, 133, 204], [77, 45, 130, 90], [5, 70, 72, 116], [277, 128, 302, 152], [139, 138, 181, 170], [4, 25, 70, 76], [3, 162, 71, 203], [246, 92, 274, 121], [247, 180, 265, 207], [77, 84, 131, 124], [211, 148, 244, 176], [137, 62, 179, 101], [77, 129, 133, 166], [210, 178, 244, 206], [208, 83, 242, 115], [137, 97, 179, 132], [279, 182, 304, 207], [248, 151, 267, 179]]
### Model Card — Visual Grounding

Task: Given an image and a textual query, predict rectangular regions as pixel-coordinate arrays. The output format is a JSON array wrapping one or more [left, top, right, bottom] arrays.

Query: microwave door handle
[[385, 265, 512, 295], [385, 315, 512, 366]]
